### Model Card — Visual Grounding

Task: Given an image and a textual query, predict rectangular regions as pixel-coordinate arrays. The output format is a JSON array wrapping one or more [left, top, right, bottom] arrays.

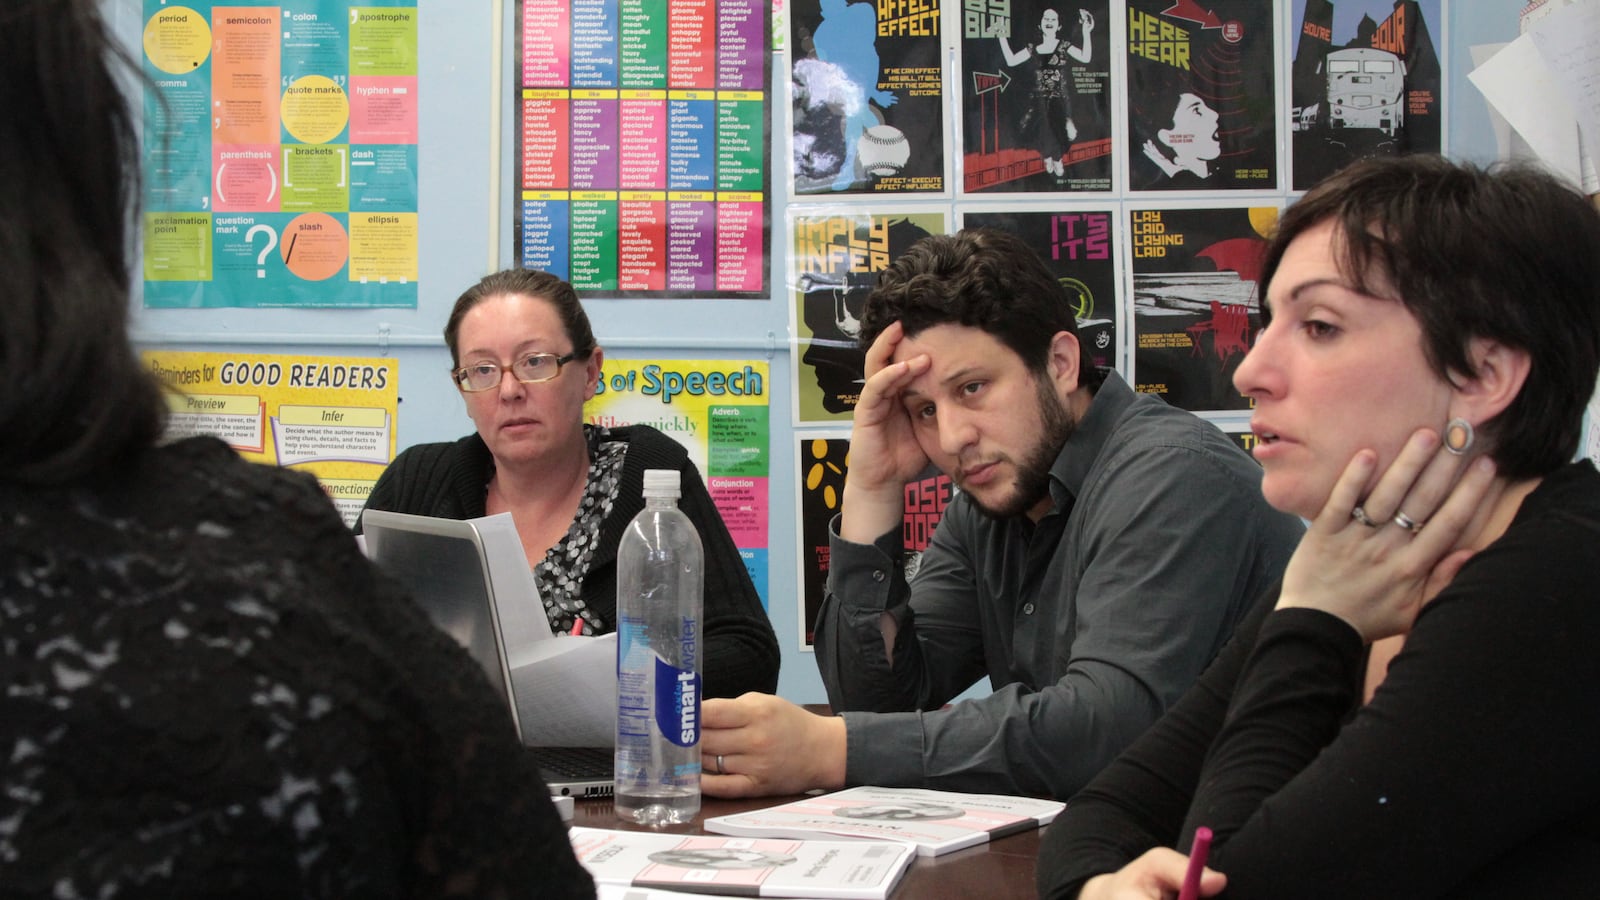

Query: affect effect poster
[[1128, 204, 1279, 412], [517, 0, 771, 297], [790, 0, 947, 195], [959, 208, 1122, 372], [960, 0, 1114, 193], [1289, 0, 1443, 191], [796, 435, 951, 647], [789, 209, 950, 424], [141, 2, 420, 308], [1126, 0, 1279, 192]]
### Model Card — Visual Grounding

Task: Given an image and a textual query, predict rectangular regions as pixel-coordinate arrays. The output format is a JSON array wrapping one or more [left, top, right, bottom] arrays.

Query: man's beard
[[965, 376, 1077, 520]]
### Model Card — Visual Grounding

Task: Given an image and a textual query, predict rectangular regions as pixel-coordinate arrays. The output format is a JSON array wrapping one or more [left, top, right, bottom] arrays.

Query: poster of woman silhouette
[[788, 209, 948, 424], [960, 0, 1113, 194], [958, 207, 1123, 373], [1128, 203, 1281, 412], [1289, 0, 1443, 191], [790, 0, 948, 195], [1126, 1, 1278, 192]]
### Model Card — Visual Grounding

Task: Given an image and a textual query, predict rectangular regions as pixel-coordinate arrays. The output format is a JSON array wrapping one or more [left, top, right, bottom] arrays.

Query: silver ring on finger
[[1393, 510, 1424, 534], [712, 754, 726, 775], [1351, 506, 1380, 528]]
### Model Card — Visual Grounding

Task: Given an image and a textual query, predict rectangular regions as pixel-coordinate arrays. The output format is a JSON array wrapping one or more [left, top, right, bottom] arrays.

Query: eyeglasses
[[452, 352, 576, 392]]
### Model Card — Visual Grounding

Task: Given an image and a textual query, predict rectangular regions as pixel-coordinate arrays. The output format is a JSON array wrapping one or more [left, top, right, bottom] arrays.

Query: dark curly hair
[[858, 228, 1082, 384]]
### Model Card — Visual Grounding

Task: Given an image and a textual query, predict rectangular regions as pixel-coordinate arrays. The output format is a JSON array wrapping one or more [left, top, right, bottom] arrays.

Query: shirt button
[[1022, 603, 1035, 615], [872, 570, 886, 582]]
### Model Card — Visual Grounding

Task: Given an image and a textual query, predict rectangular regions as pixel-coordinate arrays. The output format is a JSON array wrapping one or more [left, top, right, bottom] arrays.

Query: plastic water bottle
[[615, 469, 703, 825]]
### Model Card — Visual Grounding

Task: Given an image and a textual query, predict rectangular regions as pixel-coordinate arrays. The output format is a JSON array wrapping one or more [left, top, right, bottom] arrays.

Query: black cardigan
[[358, 425, 780, 699]]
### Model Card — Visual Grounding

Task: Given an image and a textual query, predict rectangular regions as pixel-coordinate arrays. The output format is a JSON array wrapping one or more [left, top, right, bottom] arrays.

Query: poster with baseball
[[959, 0, 1114, 195], [958, 206, 1124, 373], [788, 207, 950, 425], [790, 0, 949, 195], [1125, 0, 1279, 192], [1126, 202, 1280, 412]]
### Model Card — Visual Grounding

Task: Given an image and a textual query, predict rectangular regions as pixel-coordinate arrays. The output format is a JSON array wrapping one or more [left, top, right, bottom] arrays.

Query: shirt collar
[[1047, 368, 1133, 510]]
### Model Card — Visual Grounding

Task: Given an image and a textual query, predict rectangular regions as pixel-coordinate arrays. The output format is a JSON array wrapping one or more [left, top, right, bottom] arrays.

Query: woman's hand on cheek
[[1276, 428, 1497, 643], [1078, 849, 1226, 900]]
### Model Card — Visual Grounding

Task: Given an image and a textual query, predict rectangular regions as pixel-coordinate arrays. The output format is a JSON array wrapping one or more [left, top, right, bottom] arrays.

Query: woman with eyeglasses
[[358, 269, 779, 699]]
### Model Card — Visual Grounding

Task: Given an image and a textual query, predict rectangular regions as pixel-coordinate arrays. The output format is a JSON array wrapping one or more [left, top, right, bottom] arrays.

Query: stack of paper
[[703, 786, 1064, 857], [569, 826, 915, 899]]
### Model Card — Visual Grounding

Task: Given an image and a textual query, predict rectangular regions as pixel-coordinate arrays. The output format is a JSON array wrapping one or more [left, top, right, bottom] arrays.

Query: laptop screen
[[360, 510, 522, 731]]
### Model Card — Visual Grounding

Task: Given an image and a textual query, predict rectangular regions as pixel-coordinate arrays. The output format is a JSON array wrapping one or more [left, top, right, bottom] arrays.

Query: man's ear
[[1450, 337, 1530, 425], [1046, 331, 1082, 396]]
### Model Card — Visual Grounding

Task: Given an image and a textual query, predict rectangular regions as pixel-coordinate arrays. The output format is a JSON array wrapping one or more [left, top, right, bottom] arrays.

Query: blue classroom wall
[[119, 0, 1525, 707]]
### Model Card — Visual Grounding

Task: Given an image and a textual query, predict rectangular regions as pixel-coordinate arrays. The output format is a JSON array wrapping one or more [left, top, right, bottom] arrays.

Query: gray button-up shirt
[[813, 371, 1304, 798]]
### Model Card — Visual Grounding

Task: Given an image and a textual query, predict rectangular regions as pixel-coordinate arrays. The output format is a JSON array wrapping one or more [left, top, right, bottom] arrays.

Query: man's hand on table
[[700, 694, 848, 798]]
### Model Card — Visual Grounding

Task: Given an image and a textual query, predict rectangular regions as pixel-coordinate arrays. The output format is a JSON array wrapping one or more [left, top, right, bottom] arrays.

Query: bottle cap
[[642, 469, 680, 499]]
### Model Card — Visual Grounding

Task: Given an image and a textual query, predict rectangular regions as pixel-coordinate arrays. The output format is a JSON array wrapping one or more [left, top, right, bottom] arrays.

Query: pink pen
[[570, 619, 584, 637], [1176, 827, 1213, 900]]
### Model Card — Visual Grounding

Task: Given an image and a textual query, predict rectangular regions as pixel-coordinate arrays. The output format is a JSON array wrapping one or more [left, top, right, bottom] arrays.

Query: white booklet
[[569, 826, 915, 900], [703, 786, 1065, 857]]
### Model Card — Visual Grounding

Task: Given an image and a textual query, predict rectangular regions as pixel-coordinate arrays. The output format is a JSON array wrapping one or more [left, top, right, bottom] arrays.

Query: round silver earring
[[1444, 418, 1475, 456]]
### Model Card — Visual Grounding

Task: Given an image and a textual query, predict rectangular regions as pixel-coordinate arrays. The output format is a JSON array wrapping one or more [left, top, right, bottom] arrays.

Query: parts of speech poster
[[517, 1, 772, 297], [585, 359, 772, 607], [141, 2, 419, 308], [142, 350, 399, 526]]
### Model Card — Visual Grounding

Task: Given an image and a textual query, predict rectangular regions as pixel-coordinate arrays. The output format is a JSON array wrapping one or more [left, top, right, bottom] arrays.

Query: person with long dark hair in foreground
[[0, 2, 592, 895]]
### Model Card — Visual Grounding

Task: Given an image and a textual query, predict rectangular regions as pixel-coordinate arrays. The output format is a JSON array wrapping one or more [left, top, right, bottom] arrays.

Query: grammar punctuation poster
[[517, 0, 773, 297], [140, 1, 420, 308], [586, 359, 772, 607], [142, 350, 399, 526]]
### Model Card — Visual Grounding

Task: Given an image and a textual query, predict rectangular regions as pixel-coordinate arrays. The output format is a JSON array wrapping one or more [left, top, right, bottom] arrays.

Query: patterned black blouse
[[0, 437, 594, 898]]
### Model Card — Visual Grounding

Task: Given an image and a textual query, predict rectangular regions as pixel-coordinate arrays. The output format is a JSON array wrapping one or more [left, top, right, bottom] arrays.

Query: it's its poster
[[790, 0, 947, 195], [1126, 0, 1278, 192], [1127, 204, 1279, 412], [789, 209, 950, 424], [141, 2, 420, 308], [796, 435, 951, 647], [959, 207, 1123, 371], [586, 359, 771, 607], [1289, 0, 1443, 191], [517, 0, 771, 297], [142, 350, 398, 526], [960, 0, 1114, 193]]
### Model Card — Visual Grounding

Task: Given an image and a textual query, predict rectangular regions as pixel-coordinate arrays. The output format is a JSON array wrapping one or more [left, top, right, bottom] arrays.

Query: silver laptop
[[360, 509, 614, 797]]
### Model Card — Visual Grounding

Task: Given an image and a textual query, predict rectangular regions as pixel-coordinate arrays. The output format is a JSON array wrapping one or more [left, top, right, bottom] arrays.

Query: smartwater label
[[653, 656, 700, 747]]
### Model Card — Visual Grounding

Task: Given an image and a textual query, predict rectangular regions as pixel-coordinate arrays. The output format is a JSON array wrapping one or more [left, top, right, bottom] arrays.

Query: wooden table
[[572, 793, 1042, 898]]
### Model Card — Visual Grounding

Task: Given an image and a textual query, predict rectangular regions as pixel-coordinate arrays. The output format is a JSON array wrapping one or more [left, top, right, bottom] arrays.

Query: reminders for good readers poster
[[586, 359, 771, 607], [517, 0, 772, 297], [142, 350, 398, 527], [140, 2, 420, 308]]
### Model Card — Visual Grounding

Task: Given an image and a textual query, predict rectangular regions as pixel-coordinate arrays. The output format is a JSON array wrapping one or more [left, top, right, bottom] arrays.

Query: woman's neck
[[1461, 473, 1541, 554], [488, 437, 590, 515]]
